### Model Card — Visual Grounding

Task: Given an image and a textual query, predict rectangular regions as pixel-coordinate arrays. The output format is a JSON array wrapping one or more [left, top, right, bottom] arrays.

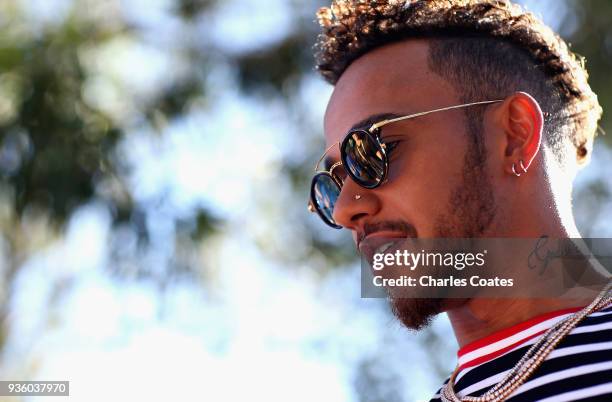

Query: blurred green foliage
[[1, 0, 608, 270], [0, 3, 219, 238], [0, 32, 121, 221], [0, 0, 223, 350], [563, 0, 612, 144]]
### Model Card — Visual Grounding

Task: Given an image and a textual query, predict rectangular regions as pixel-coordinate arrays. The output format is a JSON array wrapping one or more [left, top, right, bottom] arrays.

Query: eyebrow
[[350, 112, 403, 132], [322, 112, 404, 170]]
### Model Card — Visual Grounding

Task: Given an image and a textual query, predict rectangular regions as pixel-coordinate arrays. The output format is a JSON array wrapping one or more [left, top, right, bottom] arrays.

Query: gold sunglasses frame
[[308, 99, 504, 224]]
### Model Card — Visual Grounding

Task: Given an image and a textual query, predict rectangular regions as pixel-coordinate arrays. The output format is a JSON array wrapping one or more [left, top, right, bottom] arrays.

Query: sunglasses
[[308, 99, 503, 229]]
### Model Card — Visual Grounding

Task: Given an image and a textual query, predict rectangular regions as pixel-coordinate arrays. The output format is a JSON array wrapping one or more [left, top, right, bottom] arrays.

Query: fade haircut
[[314, 0, 602, 167]]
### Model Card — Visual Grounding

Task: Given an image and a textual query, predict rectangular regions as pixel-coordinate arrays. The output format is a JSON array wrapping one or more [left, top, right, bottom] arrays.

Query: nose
[[332, 177, 381, 229]]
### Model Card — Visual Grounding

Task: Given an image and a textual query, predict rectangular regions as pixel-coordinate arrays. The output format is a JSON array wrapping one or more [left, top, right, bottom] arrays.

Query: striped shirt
[[429, 302, 612, 401]]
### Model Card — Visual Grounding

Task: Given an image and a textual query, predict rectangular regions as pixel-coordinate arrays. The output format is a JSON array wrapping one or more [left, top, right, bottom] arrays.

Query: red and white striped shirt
[[430, 302, 612, 401]]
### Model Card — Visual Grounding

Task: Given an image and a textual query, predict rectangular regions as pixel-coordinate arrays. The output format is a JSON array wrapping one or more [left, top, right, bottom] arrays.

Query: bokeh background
[[0, 0, 610, 401]]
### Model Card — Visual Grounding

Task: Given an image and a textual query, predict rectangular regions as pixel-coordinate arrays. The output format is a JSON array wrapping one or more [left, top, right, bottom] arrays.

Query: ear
[[500, 92, 543, 176]]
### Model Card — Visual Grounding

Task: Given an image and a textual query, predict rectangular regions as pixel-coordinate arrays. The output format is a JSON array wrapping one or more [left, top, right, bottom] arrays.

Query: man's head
[[313, 0, 603, 329]]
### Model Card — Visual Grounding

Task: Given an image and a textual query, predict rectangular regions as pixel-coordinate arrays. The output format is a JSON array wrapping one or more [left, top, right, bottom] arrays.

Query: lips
[[358, 233, 412, 269]]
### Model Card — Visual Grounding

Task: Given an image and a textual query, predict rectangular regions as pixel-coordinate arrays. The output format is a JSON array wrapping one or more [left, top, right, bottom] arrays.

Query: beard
[[390, 297, 445, 331], [390, 125, 497, 330]]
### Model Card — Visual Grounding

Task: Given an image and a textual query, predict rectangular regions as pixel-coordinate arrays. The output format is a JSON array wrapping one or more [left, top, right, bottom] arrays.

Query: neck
[[446, 212, 604, 348], [446, 295, 595, 348]]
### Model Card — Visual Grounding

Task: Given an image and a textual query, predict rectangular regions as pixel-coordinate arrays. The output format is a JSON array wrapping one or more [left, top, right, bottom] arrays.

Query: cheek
[[382, 136, 466, 231]]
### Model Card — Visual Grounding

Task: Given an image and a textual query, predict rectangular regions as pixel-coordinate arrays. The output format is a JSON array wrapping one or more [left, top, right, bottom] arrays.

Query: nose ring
[[355, 194, 361, 200]]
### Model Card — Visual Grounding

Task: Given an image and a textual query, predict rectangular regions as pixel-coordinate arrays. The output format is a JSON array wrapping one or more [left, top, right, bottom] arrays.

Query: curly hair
[[314, 0, 602, 166]]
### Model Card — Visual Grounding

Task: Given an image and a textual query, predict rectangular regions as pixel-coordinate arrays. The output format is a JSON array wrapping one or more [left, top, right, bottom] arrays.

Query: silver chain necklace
[[441, 281, 612, 402]]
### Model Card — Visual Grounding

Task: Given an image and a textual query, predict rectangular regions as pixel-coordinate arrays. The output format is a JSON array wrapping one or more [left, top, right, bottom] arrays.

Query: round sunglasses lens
[[312, 174, 341, 227], [342, 130, 385, 188]]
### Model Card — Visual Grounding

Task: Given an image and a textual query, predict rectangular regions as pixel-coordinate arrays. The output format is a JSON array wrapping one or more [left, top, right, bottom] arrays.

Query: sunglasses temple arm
[[369, 99, 504, 131], [314, 142, 341, 171]]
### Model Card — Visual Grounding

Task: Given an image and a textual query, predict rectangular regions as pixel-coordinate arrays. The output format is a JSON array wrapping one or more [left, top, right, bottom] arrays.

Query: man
[[307, 1, 612, 401]]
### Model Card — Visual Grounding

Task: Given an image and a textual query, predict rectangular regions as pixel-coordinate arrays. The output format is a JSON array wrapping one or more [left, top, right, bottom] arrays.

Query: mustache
[[359, 221, 417, 243]]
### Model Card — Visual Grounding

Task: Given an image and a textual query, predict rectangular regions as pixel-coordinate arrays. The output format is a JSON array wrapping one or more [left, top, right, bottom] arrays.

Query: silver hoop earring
[[354, 194, 361, 200], [512, 163, 521, 177], [519, 159, 528, 173]]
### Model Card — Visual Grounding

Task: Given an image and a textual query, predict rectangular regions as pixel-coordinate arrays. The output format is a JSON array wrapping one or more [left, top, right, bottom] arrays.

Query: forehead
[[323, 39, 459, 152]]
